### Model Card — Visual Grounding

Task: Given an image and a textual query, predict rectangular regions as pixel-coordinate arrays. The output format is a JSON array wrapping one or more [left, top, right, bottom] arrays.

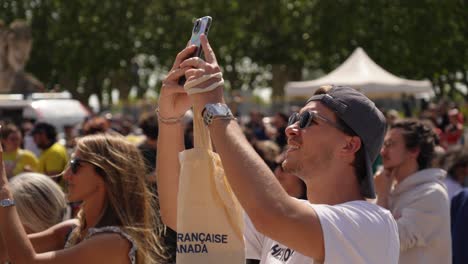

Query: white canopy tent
[[285, 47, 433, 99]]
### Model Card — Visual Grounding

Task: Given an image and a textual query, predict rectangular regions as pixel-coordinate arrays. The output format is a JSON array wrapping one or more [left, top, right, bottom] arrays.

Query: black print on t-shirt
[[270, 244, 295, 262]]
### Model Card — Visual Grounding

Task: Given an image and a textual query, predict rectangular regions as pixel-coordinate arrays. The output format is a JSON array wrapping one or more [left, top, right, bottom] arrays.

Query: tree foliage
[[1, 0, 466, 105], [311, 0, 468, 100], [1, 0, 149, 103]]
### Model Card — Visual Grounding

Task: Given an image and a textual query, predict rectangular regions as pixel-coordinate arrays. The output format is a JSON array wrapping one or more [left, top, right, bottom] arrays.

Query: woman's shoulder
[[86, 226, 137, 264], [62, 230, 136, 264]]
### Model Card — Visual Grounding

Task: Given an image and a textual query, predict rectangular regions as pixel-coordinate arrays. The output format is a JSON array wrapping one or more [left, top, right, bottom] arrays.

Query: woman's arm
[[0, 219, 78, 262], [156, 45, 196, 231], [29, 219, 79, 253], [7, 232, 131, 264], [0, 140, 37, 263], [0, 232, 8, 261], [156, 121, 185, 230]]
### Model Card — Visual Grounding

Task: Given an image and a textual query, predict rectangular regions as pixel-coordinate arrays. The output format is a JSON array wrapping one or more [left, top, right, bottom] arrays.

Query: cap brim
[[361, 149, 376, 199]]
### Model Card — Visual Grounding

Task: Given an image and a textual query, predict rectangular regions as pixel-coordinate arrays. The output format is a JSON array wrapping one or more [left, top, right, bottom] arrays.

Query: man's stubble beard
[[283, 145, 334, 180]]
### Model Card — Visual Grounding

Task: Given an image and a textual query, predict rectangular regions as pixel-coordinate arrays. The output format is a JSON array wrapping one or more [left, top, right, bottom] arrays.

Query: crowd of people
[[0, 35, 467, 264]]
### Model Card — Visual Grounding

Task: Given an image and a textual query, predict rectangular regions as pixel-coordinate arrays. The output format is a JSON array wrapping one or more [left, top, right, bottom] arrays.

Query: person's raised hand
[[179, 34, 225, 111], [157, 45, 198, 120], [374, 167, 394, 198]]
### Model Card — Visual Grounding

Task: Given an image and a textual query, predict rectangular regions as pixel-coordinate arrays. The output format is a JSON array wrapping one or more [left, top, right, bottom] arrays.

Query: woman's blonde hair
[[69, 133, 167, 263], [10, 172, 68, 233]]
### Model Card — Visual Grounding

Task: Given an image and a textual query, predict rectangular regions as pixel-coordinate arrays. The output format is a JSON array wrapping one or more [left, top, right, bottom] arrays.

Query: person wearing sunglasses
[[157, 35, 399, 264], [0, 133, 168, 264]]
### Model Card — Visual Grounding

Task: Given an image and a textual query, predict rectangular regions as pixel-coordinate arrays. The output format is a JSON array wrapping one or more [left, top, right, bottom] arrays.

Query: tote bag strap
[[212, 158, 245, 240], [193, 106, 212, 151]]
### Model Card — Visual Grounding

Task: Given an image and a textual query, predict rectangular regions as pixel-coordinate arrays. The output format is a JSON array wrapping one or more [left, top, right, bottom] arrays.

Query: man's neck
[[305, 172, 364, 205], [40, 141, 55, 151], [392, 161, 419, 184]]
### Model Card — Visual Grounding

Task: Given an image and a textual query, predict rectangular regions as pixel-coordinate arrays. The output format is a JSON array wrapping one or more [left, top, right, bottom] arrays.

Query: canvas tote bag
[[176, 107, 245, 263]]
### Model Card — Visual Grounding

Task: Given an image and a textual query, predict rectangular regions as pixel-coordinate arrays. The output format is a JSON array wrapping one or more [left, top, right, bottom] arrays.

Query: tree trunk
[[437, 76, 445, 97], [115, 75, 131, 102], [447, 73, 456, 99], [271, 64, 302, 97], [271, 64, 302, 109]]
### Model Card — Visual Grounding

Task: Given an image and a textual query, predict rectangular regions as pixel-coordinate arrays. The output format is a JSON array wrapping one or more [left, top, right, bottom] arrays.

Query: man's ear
[[342, 136, 362, 155], [409, 147, 420, 159]]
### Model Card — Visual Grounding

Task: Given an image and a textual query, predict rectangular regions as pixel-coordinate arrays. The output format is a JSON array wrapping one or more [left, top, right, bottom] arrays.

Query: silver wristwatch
[[0, 198, 15, 207], [202, 103, 235, 126]]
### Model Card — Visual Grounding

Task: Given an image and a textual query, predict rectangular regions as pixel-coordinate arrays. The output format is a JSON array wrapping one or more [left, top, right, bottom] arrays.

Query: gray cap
[[306, 85, 386, 198]]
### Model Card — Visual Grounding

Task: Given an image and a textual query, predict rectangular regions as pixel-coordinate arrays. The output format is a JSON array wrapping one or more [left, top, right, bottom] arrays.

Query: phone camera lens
[[193, 21, 201, 33]]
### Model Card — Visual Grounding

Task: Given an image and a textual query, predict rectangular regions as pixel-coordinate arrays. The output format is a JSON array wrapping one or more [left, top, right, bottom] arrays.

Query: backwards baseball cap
[[306, 85, 386, 199]]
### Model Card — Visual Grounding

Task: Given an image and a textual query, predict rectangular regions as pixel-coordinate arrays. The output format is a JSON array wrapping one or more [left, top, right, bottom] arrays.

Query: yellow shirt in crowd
[[38, 142, 68, 175], [3, 149, 39, 178]]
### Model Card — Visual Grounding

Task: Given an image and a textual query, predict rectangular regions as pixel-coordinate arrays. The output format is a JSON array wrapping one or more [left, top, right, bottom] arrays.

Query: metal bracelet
[[155, 108, 184, 124]]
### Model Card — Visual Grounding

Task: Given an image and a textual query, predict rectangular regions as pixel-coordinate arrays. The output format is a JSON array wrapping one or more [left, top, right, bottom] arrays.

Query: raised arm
[[156, 45, 196, 230], [374, 168, 394, 209], [181, 35, 325, 261], [0, 135, 39, 263]]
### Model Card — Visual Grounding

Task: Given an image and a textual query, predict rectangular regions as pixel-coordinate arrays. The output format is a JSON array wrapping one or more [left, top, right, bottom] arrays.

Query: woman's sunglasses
[[69, 158, 106, 176], [69, 158, 91, 174], [288, 110, 345, 131]]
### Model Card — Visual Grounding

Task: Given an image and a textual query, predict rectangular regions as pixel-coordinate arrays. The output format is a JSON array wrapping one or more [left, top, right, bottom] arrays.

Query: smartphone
[[178, 16, 212, 85]]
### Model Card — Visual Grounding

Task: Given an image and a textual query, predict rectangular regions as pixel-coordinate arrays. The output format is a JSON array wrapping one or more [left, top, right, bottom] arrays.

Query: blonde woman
[[0, 133, 167, 264], [10, 172, 68, 233]]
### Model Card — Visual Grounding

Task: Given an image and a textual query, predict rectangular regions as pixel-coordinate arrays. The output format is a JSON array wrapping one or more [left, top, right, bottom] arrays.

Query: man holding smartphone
[[156, 35, 400, 263]]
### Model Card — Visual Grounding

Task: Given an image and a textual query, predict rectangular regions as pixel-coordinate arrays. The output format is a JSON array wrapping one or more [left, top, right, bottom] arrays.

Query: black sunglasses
[[69, 157, 107, 177], [288, 110, 345, 131], [69, 158, 92, 174]]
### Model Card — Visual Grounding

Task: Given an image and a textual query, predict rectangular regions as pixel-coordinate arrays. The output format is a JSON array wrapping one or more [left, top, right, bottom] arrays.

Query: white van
[[0, 92, 91, 132]]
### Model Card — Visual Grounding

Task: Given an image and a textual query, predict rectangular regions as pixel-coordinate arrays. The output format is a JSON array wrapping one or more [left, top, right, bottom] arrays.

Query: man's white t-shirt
[[244, 200, 399, 264]]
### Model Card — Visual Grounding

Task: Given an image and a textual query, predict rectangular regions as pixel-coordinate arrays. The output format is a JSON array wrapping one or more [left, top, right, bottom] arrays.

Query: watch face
[[203, 103, 233, 125], [206, 104, 216, 115], [208, 104, 228, 116]]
